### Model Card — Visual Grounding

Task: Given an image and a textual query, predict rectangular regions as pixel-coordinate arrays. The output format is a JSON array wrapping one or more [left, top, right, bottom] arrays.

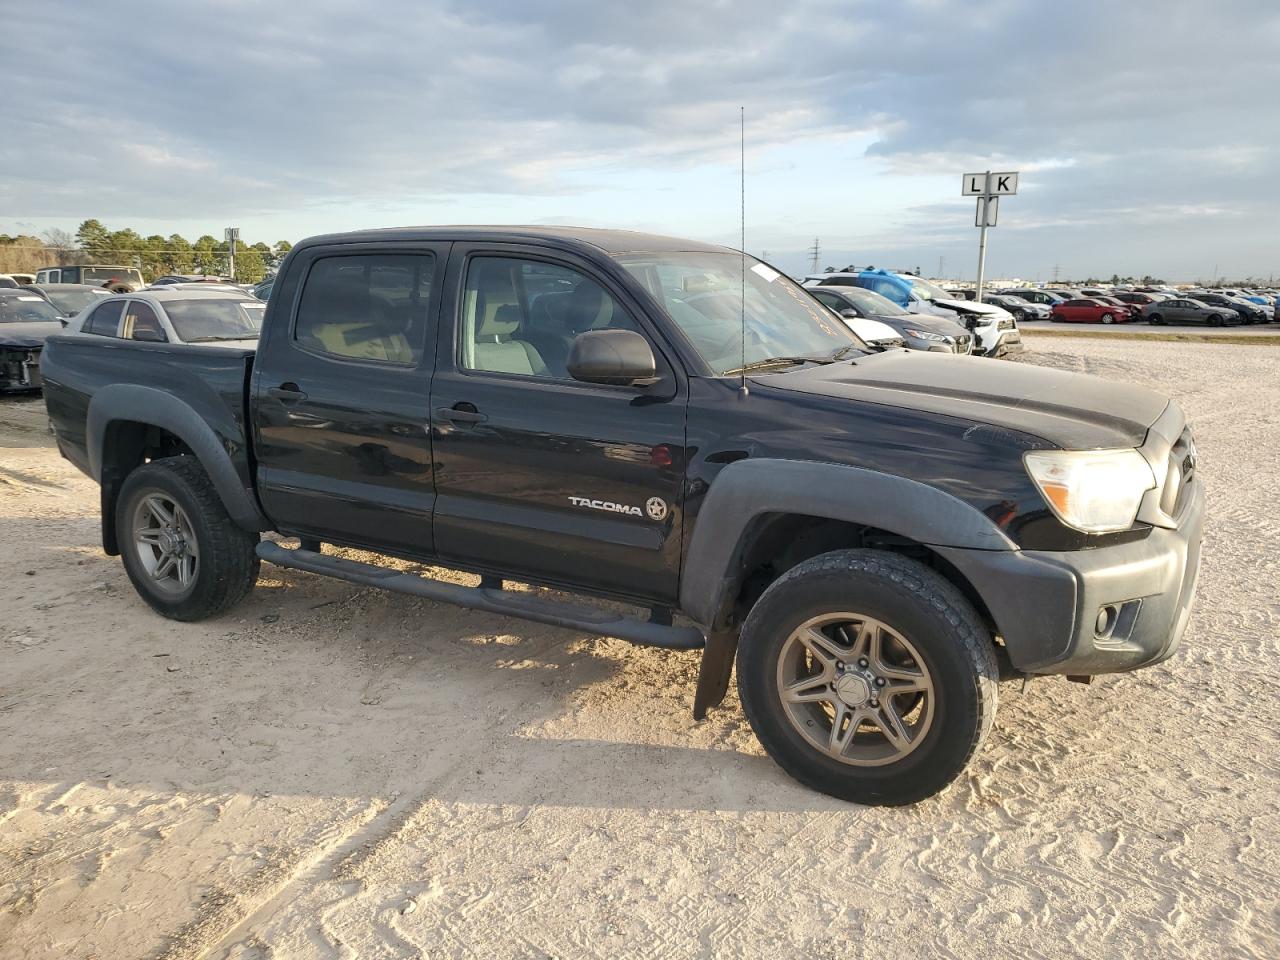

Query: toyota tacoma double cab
[[40, 226, 1204, 805]]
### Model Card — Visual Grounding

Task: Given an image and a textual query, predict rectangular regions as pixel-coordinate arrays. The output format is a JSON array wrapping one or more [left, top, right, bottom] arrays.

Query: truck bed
[[40, 335, 256, 486]]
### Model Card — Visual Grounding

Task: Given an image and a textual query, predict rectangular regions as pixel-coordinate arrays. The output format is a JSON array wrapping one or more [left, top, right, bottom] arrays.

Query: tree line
[[0, 221, 293, 284]]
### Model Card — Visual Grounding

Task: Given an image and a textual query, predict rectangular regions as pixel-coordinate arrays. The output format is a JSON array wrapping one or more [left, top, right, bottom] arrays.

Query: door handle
[[268, 383, 308, 402], [434, 404, 487, 425]]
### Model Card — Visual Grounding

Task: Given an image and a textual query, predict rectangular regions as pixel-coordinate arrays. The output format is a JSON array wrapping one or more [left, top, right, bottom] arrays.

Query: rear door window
[[294, 254, 436, 364], [84, 301, 125, 336]]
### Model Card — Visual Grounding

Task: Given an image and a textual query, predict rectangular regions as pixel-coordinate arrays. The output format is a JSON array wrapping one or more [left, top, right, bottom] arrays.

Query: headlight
[[1023, 449, 1156, 533], [903, 328, 949, 342]]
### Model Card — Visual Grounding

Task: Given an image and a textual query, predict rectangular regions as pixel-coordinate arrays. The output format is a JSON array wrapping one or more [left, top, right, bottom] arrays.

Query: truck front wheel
[[116, 457, 259, 621], [737, 549, 998, 805]]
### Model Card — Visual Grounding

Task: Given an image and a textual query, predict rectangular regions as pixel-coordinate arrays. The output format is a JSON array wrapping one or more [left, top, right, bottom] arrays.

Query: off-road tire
[[737, 549, 999, 806], [116, 457, 259, 621]]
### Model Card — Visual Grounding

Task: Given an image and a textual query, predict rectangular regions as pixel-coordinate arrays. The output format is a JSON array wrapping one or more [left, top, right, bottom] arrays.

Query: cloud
[[2, 0, 1278, 277]]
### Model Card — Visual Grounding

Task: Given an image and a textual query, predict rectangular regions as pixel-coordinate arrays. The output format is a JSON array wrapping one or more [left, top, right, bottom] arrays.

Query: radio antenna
[[739, 106, 748, 398]]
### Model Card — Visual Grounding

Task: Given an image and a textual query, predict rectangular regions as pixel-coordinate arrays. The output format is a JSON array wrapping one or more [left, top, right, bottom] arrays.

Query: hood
[[759, 350, 1169, 450], [880, 313, 968, 337], [934, 298, 1009, 319], [0, 321, 63, 348], [845, 316, 901, 343]]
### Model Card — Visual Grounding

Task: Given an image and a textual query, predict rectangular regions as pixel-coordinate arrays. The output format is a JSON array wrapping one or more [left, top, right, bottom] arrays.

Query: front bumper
[[937, 476, 1204, 676], [0, 347, 43, 392]]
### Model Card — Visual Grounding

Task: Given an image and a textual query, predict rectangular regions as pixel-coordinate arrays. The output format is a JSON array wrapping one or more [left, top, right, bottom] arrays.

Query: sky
[[2, 0, 1278, 281]]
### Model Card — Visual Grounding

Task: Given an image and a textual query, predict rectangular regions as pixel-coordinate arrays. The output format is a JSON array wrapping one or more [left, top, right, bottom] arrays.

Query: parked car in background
[[149, 274, 233, 286], [63, 290, 265, 346], [1112, 292, 1168, 310], [1044, 289, 1083, 301], [1091, 295, 1142, 320], [805, 269, 1020, 356], [1050, 298, 1133, 324], [0, 273, 36, 286], [1143, 298, 1241, 326], [0, 275, 20, 289], [1183, 292, 1268, 324], [995, 288, 1066, 307], [34, 265, 145, 293], [252, 277, 274, 300], [0, 289, 65, 391], [984, 293, 1051, 322], [808, 285, 973, 353], [30, 283, 112, 320], [145, 281, 248, 294], [945, 287, 976, 300]]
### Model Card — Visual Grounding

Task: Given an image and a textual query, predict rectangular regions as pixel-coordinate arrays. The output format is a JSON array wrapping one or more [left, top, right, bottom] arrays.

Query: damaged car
[[0, 290, 64, 392]]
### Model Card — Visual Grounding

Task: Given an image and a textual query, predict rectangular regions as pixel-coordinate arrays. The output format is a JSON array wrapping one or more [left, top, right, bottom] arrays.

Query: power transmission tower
[[1052, 263, 1060, 283], [938, 256, 945, 279], [809, 238, 821, 274]]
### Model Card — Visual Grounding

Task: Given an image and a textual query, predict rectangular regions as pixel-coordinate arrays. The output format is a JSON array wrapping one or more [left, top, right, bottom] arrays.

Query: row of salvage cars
[[0, 282, 264, 393]]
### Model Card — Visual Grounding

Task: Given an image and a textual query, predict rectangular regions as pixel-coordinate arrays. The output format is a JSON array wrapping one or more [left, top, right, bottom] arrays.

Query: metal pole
[[228, 231, 236, 281], [975, 171, 990, 302]]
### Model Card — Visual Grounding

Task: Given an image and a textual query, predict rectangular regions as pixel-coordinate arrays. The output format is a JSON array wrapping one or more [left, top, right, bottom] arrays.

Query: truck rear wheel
[[116, 457, 259, 621], [737, 549, 998, 805]]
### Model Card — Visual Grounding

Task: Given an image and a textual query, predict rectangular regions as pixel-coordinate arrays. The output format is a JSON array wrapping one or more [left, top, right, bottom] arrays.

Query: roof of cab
[[292, 225, 733, 256]]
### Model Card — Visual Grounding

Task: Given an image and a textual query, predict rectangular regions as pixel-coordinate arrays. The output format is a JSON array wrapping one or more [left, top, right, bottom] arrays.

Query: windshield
[[614, 252, 863, 375], [83, 267, 144, 285], [839, 286, 909, 317], [47, 289, 109, 315], [164, 299, 264, 341], [905, 276, 953, 302], [0, 295, 61, 323]]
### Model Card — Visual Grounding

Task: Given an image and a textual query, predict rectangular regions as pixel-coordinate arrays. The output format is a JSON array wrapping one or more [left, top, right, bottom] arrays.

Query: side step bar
[[256, 542, 706, 651]]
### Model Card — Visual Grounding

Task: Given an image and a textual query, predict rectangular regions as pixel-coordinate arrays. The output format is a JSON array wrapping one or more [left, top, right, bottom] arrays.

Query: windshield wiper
[[828, 344, 867, 362], [720, 356, 829, 377]]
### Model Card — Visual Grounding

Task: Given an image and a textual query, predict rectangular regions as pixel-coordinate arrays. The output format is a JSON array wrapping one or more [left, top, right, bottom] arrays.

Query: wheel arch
[[88, 385, 267, 555], [681, 458, 1016, 632]]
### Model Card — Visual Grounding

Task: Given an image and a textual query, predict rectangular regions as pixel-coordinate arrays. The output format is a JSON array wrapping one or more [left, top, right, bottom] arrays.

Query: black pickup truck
[[40, 226, 1204, 805]]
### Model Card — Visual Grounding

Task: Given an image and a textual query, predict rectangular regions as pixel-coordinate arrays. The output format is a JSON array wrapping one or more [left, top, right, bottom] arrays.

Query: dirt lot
[[2, 338, 1278, 959]]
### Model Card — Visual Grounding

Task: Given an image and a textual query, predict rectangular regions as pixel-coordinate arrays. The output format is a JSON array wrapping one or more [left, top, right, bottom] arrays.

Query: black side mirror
[[132, 328, 168, 343], [567, 329, 658, 386], [58, 318, 69, 327]]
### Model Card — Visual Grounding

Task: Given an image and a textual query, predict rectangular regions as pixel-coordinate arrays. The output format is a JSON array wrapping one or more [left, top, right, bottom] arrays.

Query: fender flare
[[679, 458, 1016, 629], [87, 384, 267, 533]]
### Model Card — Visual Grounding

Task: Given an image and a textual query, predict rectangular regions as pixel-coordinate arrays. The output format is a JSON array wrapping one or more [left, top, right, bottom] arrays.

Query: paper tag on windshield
[[17, 296, 43, 301], [750, 263, 781, 283], [240, 302, 262, 308]]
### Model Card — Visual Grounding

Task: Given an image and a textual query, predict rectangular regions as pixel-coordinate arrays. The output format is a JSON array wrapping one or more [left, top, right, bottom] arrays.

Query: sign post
[[225, 227, 240, 281], [961, 171, 1017, 302]]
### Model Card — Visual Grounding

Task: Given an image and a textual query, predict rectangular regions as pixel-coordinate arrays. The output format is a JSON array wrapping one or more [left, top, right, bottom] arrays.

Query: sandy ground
[[1, 339, 1278, 960]]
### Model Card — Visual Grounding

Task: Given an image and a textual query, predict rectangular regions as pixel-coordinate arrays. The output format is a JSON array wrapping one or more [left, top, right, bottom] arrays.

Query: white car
[[63, 289, 264, 347], [804, 271, 1021, 356]]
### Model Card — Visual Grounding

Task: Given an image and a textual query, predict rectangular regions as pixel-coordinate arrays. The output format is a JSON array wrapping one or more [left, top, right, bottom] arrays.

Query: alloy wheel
[[132, 493, 199, 595], [776, 612, 935, 767]]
